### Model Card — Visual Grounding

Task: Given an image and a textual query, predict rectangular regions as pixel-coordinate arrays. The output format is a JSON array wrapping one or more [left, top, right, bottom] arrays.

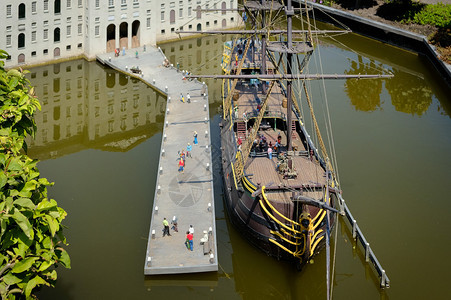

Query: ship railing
[[338, 193, 390, 288], [243, 110, 286, 121]]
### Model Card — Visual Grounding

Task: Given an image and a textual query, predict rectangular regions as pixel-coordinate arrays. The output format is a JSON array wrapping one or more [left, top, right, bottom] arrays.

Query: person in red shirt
[[178, 158, 185, 172], [186, 231, 194, 251]]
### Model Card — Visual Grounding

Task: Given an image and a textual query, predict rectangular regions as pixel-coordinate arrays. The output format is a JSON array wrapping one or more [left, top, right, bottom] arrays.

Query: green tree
[[0, 50, 70, 299]]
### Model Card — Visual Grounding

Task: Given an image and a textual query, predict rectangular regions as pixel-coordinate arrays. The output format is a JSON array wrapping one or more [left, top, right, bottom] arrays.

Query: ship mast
[[286, 0, 294, 151], [261, 0, 267, 94]]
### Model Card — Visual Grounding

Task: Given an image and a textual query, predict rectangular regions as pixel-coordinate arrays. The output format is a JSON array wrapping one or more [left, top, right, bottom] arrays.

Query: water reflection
[[343, 54, 434, 115], [319, 22, 449, 117], [385, 69, 433, 115], [158, 34, 230, 114], [344, 56, 383, 112], [25, 60, 165, 160]]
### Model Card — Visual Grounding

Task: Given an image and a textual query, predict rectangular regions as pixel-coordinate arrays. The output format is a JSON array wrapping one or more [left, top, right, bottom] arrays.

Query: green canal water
[[27, 30, 451, 299]]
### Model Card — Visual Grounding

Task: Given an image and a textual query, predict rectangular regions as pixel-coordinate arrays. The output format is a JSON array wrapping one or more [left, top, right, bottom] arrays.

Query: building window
[[161, 11, 165, 22], [6, 5, 12, 17], [121, 0, 126, 6], [44, 0, 49, 12], [67, 25, 71, 36], [6, 26, 12, 32], [55, 0, 61, 14], [67, 17, 71, 22], [44, 29, 49, 40], [66, 45, 71, 50], [78, 0, 82, 7], [18, 33, 25, 48], [108, 0, 114, 7], [179, 8, 182, 18], [32, 31, 36, 42], [95, 25, 100, 36], [78, 23, 82, 35], [32, 2, 37, 13], [95, 0, 100, 8], [188, 7, 191, 17], [146, 17, 151, 28], [170, 10, 175, 24], [67, 0, 71, 8], [196, 6, 201, 19], [32, 22, 36, 28], [54, 28, 60, 42], [161, 29, 165, 34], [95, 17, 100, 23], [18, 3, 26, 19], [6, 35, 11, 47], [32, 51, 36, 56], [43, 49, 48, 55], [77, 43, 82, 48], [44, 20, 49, 26]]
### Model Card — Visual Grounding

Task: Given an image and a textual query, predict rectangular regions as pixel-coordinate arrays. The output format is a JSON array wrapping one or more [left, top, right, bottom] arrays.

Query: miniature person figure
[[193, 131, 198, 145], [186, 143, 192, 158], [185, 232, 191, 250], [186, 231, 194, 251], [143, 45, 146, 52], [122, 46, 126, 56], [178, 158, 185, 172], [177, 62, 180, 71], [135, 50, 138, 58], [268, 146, 273, 160], [189, 225, 194, 235], [187, 93, 191, 103], [171, 216, 178, 232], [163, 218, 171, 237]]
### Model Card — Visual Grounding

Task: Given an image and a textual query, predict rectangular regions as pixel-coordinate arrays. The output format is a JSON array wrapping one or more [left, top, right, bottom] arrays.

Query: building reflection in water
[[26, 60, 165, 160], [158, 35, 231, 113]]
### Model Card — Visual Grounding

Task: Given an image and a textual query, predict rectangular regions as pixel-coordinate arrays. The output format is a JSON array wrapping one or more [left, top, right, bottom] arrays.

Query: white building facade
[[1, 0, 239, 68]]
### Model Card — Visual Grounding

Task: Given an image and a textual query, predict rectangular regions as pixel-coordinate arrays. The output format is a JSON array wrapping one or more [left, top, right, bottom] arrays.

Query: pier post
[[381, 270, 386, 287], [147, 257, 152, 267], [352, 219, 357, 239], [365, 242, 370, 262]]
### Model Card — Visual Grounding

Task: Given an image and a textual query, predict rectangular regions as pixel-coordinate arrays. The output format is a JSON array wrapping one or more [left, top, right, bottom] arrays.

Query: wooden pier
[[97, 46, 217, 275]]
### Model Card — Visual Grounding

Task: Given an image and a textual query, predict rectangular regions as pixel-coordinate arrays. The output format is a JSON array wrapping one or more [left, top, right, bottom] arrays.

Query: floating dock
[[97, 46, 217, 275]]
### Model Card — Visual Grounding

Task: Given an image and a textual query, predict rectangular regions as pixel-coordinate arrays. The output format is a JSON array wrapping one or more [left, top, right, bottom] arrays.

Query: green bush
[[0, 49, 70, 299], [408, 3, 451, 28]]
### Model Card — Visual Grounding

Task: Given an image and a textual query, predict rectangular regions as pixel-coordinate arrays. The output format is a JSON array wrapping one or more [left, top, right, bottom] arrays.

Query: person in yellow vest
[[163, 218, 171, 237]]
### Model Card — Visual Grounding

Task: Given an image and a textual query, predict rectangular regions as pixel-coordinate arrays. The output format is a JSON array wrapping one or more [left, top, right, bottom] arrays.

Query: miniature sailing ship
[[179, 0, 391, 296]]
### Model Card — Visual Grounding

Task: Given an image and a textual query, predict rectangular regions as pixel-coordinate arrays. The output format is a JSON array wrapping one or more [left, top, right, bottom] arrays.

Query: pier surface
[[97, 46, 217, 275]]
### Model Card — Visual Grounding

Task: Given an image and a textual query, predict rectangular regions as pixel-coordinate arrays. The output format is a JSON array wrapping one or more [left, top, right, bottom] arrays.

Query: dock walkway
[[97, 46, 217, 275]]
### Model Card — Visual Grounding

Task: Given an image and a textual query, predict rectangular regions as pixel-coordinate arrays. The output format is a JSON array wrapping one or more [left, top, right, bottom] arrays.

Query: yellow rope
[[261, 186, 302, 227], [310, 236, 324, 256], [270, 230, 303, 246], [258, 197, 302, 234], [230, 162, 238, 190]]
